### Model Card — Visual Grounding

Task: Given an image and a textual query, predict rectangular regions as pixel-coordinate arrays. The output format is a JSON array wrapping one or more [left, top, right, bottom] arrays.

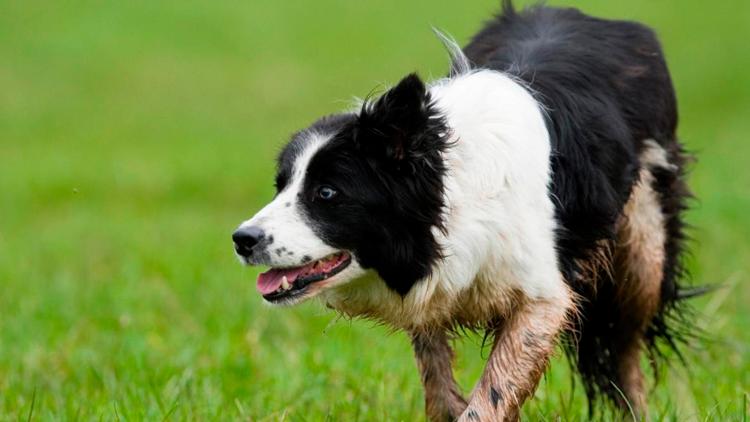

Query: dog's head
[[233, 74, 451, 305]]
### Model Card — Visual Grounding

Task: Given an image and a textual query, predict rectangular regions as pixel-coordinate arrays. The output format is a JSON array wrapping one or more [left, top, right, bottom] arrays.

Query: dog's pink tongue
[[256, 267, 306, 295]]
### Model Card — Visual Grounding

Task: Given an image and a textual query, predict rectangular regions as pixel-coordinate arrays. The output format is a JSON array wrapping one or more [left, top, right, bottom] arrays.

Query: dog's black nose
[[233, 226, 265, 257]]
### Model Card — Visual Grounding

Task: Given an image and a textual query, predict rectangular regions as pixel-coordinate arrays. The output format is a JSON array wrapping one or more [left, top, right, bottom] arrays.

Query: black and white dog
[[233, 2, 700, 420]]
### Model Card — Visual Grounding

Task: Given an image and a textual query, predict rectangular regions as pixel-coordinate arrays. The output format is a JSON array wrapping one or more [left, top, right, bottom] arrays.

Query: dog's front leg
[[458, 293, 573, 421], [410, 329, 468, 422]]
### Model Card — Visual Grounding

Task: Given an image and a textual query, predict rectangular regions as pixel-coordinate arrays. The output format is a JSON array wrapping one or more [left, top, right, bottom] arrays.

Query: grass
[[0, 0, 748, 420]]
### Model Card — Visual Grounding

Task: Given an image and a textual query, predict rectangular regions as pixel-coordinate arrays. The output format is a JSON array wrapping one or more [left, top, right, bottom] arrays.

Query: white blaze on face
[[238, 134, 338, 267]]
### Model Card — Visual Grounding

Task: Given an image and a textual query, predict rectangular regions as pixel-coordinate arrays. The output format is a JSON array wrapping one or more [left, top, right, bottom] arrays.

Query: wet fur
[[235, 1, 699, 420], [462, 2, 697, 413]]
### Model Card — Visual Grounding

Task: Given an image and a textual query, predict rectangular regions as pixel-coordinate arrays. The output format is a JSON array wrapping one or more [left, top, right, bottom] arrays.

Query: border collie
[[233, 2, 702, 420]]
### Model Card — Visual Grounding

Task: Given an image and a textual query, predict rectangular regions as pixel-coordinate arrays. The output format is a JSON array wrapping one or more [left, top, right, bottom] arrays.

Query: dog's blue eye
[[317, 186, 338, 201]]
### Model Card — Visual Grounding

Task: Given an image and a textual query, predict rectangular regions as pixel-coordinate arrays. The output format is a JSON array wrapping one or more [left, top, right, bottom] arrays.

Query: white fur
[[320, 70, 566, 328], [641, 139, 678, 171], [431, 28, 472, 76], [239, 69, 565, 325], [431, 70, 563, 298], [237, 132, 373, 304], [238, 134, 338, 268]]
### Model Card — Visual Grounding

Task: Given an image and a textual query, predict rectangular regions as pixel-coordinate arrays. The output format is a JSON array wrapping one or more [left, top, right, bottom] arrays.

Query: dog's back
[[464, 1, 693, 408]]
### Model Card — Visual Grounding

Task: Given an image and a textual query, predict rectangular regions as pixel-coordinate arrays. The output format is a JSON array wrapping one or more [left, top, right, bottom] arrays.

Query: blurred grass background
[[0, 0, 748, 420]]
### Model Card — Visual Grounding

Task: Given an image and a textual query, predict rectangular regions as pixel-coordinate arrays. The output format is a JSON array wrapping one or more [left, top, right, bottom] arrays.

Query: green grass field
[[1, 0, 748, 420]]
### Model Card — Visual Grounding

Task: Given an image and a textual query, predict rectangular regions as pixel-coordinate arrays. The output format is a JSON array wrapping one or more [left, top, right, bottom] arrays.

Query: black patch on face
[[278, 74, 450, 296], [276, 114, 356, 194], [466, 409, 479, 420]]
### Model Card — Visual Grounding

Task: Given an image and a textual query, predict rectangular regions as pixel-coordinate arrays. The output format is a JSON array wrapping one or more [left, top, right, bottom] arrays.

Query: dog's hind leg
[[610, 165, 669, 418], [411, 329, 468, 422], [458, 291, 574, 422]]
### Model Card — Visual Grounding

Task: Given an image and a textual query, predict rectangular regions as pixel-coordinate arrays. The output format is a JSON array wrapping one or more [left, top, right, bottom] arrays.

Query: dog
[[232, 2, 702, 420]]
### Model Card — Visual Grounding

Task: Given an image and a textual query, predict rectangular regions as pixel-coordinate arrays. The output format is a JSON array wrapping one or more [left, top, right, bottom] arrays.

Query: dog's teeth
[[281, 276, 290, 290]]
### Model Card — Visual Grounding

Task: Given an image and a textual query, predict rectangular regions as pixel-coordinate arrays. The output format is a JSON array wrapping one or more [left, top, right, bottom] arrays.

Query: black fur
[[464, 1, 695, 408], [464, 1, 676, 278], [276, 74, 451, 295], [271, 0, 697, 411]]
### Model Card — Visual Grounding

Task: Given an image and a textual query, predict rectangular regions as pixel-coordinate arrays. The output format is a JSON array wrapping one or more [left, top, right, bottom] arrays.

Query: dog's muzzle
[[232, 226, 265, 260]]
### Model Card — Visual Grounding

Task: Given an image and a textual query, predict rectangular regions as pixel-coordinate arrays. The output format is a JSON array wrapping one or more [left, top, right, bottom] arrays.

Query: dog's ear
[[356, 73, 435, 164]]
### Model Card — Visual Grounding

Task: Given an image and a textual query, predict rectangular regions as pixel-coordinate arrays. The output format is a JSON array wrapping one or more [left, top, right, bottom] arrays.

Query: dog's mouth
[[257, 252, 352, 302]]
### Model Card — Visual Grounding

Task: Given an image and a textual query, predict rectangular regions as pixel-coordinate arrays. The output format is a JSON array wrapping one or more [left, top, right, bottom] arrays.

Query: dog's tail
[[431, 27, 472, 77]]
